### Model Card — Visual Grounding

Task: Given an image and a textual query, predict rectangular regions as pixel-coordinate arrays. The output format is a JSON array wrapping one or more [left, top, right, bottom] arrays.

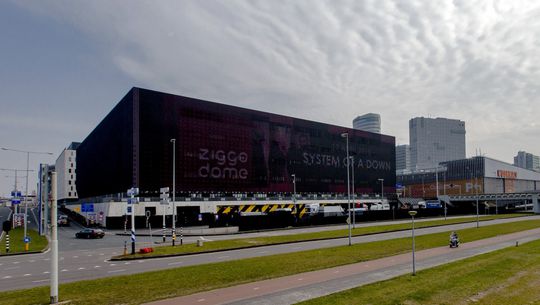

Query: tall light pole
[[50, 171, 58, 304], [475, 177, 479, 228], [408, 210, 417, 276], [291, 174, 296, 205], [350, 157, 356, 229], [1, 147, 52, 248], [170, 139, 177, 246], [340, 132, 351, 246]]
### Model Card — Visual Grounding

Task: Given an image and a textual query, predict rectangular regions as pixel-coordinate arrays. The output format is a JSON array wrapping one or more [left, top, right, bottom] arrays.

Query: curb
[[110, 215, 531, 261]]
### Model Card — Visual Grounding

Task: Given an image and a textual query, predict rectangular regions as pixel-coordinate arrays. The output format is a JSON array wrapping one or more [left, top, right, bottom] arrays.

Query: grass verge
[[0, 228, 48, 255], [116, 213, 528, 259], [298, 234, 540, 305], [1, 219, 539, 305]]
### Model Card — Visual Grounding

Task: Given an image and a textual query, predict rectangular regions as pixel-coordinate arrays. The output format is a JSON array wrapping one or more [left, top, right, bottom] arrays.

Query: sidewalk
[[146, 227, 540, 305]]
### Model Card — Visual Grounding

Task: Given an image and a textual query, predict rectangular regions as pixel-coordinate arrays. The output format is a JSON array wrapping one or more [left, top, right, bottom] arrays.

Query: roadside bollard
[[123, 241, 128, 256], [5, 234, 9, 253], [180, 227, 183, 246]]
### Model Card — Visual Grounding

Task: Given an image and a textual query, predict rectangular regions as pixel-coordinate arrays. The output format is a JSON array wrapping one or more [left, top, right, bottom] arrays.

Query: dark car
[[75, 228, 105, 239]]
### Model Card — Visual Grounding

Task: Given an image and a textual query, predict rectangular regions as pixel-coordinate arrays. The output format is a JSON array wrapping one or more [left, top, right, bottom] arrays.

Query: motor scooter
[[449, 236, 459, 248]]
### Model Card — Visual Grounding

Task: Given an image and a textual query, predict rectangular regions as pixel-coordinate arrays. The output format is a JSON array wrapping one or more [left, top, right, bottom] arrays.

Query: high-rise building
[[353, 113, 381, 134], [514, 151, 540, 172], [409, 117, 466, 170], [55, 142, 80, 201], [396, 144, 410, 173]]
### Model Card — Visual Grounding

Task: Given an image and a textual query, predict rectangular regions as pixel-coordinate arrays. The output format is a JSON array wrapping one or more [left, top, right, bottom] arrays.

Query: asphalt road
[[0, 215, 538, 292]]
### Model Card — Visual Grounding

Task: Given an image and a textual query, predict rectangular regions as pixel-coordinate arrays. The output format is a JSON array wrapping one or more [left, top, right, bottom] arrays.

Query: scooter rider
[[449, 231, 459, 247]]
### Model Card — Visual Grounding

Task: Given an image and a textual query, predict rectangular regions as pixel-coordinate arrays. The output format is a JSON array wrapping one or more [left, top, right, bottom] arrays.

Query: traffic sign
[[23, 236, 31, 243], [81, 203, 94, 213], [126, 206, 132, 215], [11, 199, 21, 205], [11, 191, 21, 198], [160, 187, 170, 205]]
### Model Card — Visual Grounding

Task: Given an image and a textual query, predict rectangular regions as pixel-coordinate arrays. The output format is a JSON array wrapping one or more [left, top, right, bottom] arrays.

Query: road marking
[[137, 260, 144, 263], [124, 262, 131, 265], [12, 262, 20, 264], [197, 299, 206, 302], [297, 278, 304, 281], [99, 253, 105, 256], [110, 264, 117, 267], [253, 287, 260, 290], [334, 271, 340, 274], [167, 261, 183, 266], [23, 274, 31, 277], [78, 267, 86, 270], [94, 266, 101, 268], [108, 269, 126, 273], [292, 247, 302, 250], [87, 254, 92, 257], [44, 258, 50, 261], [32, 279, 49, 283], [43, 271, 50, 274], [2, 276, 12, 279], [258, 251, 268, 254], [29, 260, 35, 263], [61, 269, 68, 272], [73, 256, 79, 258], [112, 252, 118, 254], [5, 266, 20, 270], [217, 256, 230, 259]]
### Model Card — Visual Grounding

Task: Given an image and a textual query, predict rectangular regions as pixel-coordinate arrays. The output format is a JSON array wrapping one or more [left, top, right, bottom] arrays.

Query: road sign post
[[160, 187, 169, 243], [127, 187, 139, 255]]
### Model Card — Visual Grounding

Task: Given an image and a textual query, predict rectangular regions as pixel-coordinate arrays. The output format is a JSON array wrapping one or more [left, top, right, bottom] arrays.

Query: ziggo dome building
[[72, 87, 396, 230]]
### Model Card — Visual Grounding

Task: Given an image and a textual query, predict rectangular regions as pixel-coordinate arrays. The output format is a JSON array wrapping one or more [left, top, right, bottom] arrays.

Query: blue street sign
[[126, 206, 132, 215], [11, 199, 21, 205], [395, 183, 403, 188], [81, 203, 94, 213], [11, 191, 22, 197], [23, 236, 31, 243]]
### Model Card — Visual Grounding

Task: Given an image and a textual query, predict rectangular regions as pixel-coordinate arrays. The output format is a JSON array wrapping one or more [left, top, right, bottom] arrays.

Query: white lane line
[[29, 260, 36, 263], [109, 264, 117, 267], [124, 262, 131, 265], [5, 266, 20, 270], [112, 252, 118, 254], [197, 299, 206, 302], [12, 262, 20, 264], [94, 266, 101, 268], [217, 256, 230, 259], [43, 271, 50, 274], [2, 276, 12, 279], [108, 269, 126, 273], [78, 267, 86, 270], [87, 254, 92, 257], [61, 269, 69, 272], [292, 247, 302, 250], [0, 263, 2, 266], [23, 274, 31, 277], [73, 256, 79, 258], [32, 279, 49, 283], [257, 251, 268, 254], [297, 278, 304, 281], [44, 258, 50, 261], [253, 287, 260, 290], [137, 260, 144, 263], [99, 253, 105, 256], [167, 261, 183, 266]]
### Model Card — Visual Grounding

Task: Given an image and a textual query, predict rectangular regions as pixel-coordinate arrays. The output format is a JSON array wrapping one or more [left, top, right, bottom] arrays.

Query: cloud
[[11, 0, 540, 162]]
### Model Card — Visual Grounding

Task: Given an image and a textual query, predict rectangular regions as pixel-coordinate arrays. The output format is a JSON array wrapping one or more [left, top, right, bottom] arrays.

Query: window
[[69, 169, 72, 173], [68, 192, 71, 196]]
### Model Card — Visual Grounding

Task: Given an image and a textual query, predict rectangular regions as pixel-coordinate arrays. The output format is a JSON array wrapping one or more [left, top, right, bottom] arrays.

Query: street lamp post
[[340, 133, 352, 246], [1, 147, 51, 249], [291, 174, 296, 205], [350, 157, 356, 229], [475, 177, 479, 228], [50, 171, 58, 304], [408, 210, 417, 276], [170, 139, 177, 246]]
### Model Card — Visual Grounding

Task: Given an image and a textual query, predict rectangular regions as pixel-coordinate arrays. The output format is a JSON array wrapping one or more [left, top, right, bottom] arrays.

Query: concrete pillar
[[532, 194, 539, 214]]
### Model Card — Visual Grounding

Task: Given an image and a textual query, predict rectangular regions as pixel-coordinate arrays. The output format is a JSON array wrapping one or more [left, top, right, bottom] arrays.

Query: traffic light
[[2, 220, 11, 232]]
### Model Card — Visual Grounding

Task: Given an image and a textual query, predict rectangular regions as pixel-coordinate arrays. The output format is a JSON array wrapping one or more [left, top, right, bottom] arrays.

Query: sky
[[1, 0, 539, 197]]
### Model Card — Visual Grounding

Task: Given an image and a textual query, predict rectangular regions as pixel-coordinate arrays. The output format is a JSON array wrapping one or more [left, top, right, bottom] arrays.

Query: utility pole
[[127, 187, 139, 254], [340, 133, 351, 246], [351, 157, 356, 229], [50, 171, 58, 304], [170, 139, 177, 246]]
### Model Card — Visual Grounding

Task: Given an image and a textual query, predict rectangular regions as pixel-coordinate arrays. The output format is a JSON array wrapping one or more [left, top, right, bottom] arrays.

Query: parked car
[[57, 215, 70, 226], [75, 228, 105, 239]]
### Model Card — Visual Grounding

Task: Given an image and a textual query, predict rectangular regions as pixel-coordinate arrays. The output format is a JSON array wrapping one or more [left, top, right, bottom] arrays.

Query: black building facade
[[77, 87, 396, 198]]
